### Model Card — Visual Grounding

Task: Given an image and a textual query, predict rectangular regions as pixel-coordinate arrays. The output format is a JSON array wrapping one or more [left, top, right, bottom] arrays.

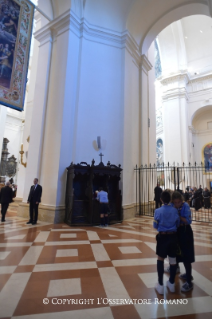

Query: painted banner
[[0, 0, 34, 111]]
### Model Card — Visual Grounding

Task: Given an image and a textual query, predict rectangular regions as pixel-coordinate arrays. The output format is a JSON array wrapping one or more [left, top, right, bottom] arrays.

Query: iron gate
[[135, 163, 212, 223]]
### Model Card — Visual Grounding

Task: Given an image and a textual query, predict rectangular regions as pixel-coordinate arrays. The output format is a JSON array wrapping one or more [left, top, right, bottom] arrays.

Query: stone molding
[[34, 9, 150, 70], [140, 55, 153, 74], [189, 125, 212, 136], [160, 72, 189, 86], [162, 88, 189, 101]]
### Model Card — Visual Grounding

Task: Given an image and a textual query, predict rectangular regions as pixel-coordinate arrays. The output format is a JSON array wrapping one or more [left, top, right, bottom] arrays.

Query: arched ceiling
[[127, 0, 211, 54], [157, 15, 212, 77], [192, 105, 212, 130], [37, 0, 212, 56]]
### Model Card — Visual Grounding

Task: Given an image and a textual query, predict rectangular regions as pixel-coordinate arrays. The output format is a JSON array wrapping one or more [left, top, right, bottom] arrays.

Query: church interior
[[0, 0, 212, 318]]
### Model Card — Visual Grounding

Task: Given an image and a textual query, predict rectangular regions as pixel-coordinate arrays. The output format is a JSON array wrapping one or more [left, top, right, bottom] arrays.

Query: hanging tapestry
[[0, 0, 34, 111]]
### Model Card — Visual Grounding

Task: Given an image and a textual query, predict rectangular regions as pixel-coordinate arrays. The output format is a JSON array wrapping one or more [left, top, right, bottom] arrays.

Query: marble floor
[[0, 210, 212, 319]]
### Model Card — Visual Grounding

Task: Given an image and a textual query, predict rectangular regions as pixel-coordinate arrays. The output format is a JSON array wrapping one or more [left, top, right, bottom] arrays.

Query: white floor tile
[[99, 267, 131, 305], [0, 265, 16, 274], [0, 242, 32, 247], [138, 272, 158, 288], [0, 272, 31, 317], [6, 234, 26, 240], [60, 234, 77, 238], [101, 239, 142, 244], [19, 246, 43, 265], [47, 278, 81, 297], [34, 231, 50, 242], [118, 246, 142, 254], [45, 241, 90, 246], [12, 307, 114, 319], [87, 231, 100, 241], [91, 243, 110, 261], [33, 262, 97, 272], [0, 251, 11, 260], [56, 249, 78, 257]]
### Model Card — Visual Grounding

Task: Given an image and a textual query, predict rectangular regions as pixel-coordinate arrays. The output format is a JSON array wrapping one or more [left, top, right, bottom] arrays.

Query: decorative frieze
[[187, 73, 212, 93]]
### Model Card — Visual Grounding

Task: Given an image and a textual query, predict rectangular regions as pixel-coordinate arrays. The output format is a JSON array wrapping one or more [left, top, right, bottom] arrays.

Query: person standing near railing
[[154, 183, 162, 209], [203, 187, 211, 209]]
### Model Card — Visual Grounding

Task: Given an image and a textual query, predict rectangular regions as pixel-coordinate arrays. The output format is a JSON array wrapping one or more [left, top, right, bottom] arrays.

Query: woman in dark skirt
[[172, 191, 195, 292]]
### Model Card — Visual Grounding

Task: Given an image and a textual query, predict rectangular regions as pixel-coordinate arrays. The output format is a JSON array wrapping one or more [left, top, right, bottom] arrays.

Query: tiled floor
[[0, 210, 212, 318]]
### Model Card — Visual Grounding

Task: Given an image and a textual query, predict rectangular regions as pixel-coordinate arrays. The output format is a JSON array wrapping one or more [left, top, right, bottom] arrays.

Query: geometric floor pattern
[[0, 210, 212, 319]]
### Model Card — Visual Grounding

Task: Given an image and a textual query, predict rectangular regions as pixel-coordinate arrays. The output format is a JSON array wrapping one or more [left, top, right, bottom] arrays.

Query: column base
[[122, 204, 137, 220], [17, 202, 65, 223]]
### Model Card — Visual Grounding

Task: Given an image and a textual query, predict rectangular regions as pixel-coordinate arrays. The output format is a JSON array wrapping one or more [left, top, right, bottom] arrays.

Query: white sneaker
[[155, 282, 164, 295], [165, 265, 180, 273], [166, 280, 175, 292]]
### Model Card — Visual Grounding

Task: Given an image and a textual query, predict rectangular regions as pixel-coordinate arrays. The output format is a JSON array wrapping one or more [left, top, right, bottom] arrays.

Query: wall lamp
[[19, 144, 27, 168]]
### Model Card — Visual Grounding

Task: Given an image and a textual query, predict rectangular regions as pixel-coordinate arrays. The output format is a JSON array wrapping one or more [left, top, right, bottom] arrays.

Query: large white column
[[22, 27, 52, 200], [161, 73, 190, 165], [38, 11, 81, 222], [140, 55, 152, 165], [16, 12, 41, 200], [17, 19, 53, 219]]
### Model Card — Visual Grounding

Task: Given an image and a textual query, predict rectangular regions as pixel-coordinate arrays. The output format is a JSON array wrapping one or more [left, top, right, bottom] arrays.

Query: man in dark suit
[[27, 178, 42, 225], [0, 182, 13, 222], [154, 183, 162, 209]]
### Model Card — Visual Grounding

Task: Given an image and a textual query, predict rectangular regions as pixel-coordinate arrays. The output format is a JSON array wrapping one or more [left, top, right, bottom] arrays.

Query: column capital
[[34, 26, 53, 47], [140, 55, 152, 74], [34, 10, 74, 46]]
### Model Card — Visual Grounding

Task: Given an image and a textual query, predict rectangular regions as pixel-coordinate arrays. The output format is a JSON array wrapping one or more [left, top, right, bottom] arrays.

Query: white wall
[[75, 38, 124, 166]]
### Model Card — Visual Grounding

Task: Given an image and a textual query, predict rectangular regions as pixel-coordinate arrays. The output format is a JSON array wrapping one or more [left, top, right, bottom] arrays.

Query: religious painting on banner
[[203, 143, 212, 172], [0, 0, 34, 111]]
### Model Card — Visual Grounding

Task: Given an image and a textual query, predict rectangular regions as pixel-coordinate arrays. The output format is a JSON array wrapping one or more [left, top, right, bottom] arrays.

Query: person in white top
[[97, 187, 109, 227]]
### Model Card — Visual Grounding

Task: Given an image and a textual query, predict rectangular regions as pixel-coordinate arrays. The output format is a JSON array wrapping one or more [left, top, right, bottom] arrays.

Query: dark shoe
[[179, 273, 194, 281], [26, 221, 32, 224], [181, 282, 193, 292], [1, 219, 5, 222], [32, 221, 37, 225]]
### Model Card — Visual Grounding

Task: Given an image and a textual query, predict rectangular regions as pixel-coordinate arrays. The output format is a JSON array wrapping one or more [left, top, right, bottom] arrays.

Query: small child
[[153, 191, 180, 294]]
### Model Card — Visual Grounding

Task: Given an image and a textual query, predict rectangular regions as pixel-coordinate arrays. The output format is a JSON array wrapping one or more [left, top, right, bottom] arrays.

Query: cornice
[[161, 72, 189, 86], [34, 10, 143, 65], [162, 88, 189, 101], [189, 73, 212, 84], [140, 55, 152, 74], [34, 27, 53, 46], [189, 125, 212, 136]]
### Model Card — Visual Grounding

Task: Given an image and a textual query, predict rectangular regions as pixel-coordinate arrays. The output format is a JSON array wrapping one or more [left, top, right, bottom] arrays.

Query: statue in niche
[[156, 138, 164, 166]]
